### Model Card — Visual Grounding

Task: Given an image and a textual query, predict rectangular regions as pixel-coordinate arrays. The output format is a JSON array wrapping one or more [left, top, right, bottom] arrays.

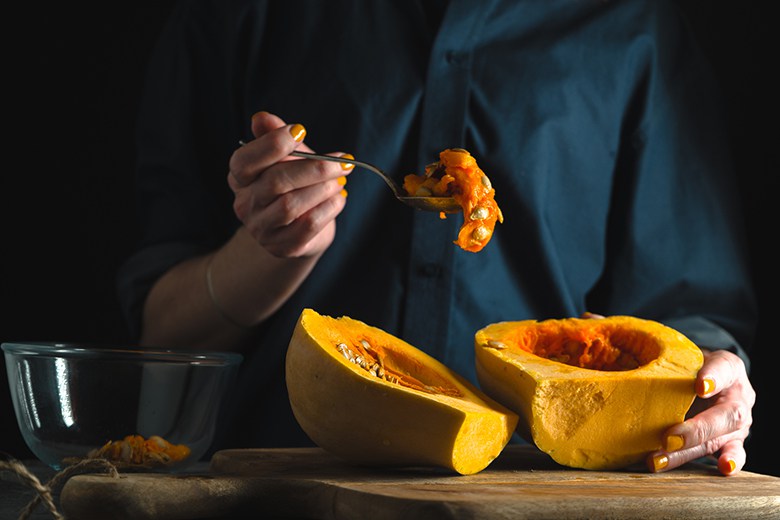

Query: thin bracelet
[[205, 256, 253, 329]]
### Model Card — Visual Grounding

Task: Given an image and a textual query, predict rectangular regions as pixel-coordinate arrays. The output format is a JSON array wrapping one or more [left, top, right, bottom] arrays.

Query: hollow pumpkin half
[[474, 316, 703, 470], [286, 308, 518, 475]]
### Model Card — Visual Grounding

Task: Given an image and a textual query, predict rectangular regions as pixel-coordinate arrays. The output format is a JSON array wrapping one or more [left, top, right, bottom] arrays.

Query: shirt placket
[[402, 1, 490, 362]]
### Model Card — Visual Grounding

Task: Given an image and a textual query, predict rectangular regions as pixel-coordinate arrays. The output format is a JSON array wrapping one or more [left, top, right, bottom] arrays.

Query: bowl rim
[[1, 341, 243, 365]]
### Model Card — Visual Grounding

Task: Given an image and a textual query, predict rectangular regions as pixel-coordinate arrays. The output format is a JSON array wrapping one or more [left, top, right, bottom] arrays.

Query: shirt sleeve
[[116, 1, 242, 340], [585, 2, 757, 369]]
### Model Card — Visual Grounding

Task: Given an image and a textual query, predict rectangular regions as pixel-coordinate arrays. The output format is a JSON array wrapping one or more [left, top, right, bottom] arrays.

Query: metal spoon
[[238, 141, 459, 212]]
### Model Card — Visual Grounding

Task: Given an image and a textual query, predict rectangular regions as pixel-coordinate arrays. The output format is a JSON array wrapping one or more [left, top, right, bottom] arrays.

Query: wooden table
[[59, 445, 780, 519]]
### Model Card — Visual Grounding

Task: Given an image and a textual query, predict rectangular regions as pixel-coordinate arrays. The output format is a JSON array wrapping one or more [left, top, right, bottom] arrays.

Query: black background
[[2, 3, 777, 477]]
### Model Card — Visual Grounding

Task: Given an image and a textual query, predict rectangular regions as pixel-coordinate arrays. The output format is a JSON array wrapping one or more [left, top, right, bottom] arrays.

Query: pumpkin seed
[[487, 340, 508, 350], [336, 343, 352, 361], [481, 175, 492, 190], [470, 206, 489, 221], [472, 225, 490, 242]]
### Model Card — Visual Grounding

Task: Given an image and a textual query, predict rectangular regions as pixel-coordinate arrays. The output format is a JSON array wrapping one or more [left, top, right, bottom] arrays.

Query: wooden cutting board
[[60, 445, 780, 519]]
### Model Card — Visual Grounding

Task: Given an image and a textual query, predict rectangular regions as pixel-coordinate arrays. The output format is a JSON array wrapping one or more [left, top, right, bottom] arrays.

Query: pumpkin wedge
[[286, 309, 518, 475], [474, 316, 703, 470]]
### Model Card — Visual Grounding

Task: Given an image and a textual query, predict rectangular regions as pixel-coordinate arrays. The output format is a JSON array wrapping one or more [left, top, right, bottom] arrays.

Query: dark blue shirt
[[118, 0, 756, 449]]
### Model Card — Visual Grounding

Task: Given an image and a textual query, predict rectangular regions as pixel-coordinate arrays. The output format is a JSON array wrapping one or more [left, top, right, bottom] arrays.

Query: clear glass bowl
[[2, 342, 242, 471]]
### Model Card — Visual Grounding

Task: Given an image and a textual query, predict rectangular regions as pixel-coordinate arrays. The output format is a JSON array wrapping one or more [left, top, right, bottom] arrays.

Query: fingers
[[647, 433, 747, 476], [228, 118, 309, 189], [227, 111, 352, 258], [247, 191, 347, 258], [251, 110, 286, 137], [581, 312, 605, 319], [695, 349, 751, 400], [717, 438, 746, 475], [648, 349, 754, 476]]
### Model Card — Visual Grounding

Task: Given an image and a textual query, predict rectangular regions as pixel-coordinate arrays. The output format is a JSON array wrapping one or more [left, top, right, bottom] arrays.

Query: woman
[[119, 0, 756, 474]]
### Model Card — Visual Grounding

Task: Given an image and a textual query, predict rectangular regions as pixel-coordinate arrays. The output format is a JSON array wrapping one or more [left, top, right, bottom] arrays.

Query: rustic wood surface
[[60, 445, 780, 519]]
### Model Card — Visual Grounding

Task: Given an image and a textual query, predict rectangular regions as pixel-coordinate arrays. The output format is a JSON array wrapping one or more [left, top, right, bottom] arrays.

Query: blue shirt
[[118, 0, 756, 449]]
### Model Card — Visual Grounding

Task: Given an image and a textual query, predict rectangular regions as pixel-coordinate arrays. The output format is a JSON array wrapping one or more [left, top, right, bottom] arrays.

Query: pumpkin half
[[285, 309, 518, 475], [474, 316, 703, 470]]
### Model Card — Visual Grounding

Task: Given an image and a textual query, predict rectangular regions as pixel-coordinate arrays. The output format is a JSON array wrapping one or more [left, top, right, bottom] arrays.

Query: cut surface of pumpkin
[[403, 148, 503, 252], [285, 309, 518, 475], [474, 316, 703, 470]]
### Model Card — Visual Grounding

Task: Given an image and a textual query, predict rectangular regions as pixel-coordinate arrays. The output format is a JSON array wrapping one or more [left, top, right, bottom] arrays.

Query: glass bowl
[[2, 342, 242, 471]]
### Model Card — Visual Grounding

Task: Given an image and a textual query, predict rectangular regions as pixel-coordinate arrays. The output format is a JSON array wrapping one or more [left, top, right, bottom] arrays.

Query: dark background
[[2, 3, 777, 477]]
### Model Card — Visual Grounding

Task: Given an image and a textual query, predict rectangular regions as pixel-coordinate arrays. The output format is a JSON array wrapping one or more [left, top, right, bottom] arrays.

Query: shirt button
[[445, 50, 467, 67], [419, 263, 442, 277]]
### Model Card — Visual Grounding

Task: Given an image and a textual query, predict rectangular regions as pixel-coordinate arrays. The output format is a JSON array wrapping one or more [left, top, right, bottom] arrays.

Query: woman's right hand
[[227, 111, 351, 258]]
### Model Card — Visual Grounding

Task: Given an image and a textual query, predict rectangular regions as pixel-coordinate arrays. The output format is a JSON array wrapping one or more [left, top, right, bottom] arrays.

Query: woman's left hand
[[648, 348, 755, 475]]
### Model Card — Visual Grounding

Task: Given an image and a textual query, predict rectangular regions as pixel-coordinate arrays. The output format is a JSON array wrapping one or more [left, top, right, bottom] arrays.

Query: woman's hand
[[649, 348, 755, 475], [227, 111, 351, 258]]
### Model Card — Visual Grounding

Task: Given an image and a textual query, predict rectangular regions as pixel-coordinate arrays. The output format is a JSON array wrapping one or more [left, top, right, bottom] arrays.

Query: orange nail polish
[[725, 459, 737, 473], [699, 377, 716, 396], [664, 434, 685, 452], [337, 176, 347, 187], [289, 124, 306, 142], [651, 453, 669, 472], [340, 189, 348, 198], [340, 153, 355, 170]]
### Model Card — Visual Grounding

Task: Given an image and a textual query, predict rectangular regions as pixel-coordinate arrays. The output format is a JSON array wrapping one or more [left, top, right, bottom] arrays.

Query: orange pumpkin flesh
[[285, 309, 518, 475], [475, 316, 704, 470], [403, 149, 503, 252]]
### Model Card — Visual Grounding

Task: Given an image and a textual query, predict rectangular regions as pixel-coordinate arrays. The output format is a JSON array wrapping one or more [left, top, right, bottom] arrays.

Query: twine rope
[[0, 456, 119, 520]]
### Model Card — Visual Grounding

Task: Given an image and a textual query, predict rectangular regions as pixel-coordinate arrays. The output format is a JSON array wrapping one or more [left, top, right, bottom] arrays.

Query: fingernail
[[340, 153, 355, 170], [725, 459, 737, 473], [650, 453, 669, 472], [340, 189, 348, 198], [289, 124, 306, 142], [699, 377, 716, 396], [664, 434, 685, 452], [337, 176, 347, 187]]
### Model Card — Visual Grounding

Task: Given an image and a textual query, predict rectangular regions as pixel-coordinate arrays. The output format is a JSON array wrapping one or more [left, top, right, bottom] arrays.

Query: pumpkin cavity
[[334, 337, 462, 397], [503, 321, 661, 371]]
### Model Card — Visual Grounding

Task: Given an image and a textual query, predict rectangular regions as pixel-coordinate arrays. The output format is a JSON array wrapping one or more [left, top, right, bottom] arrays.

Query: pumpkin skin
[[474, 316, 704, 470], [286, 309, 518, 475]]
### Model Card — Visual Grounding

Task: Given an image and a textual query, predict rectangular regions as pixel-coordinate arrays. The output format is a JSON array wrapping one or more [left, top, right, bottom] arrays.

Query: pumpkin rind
[[474, 316, 703, 470], [285, 309, 518, 475]]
